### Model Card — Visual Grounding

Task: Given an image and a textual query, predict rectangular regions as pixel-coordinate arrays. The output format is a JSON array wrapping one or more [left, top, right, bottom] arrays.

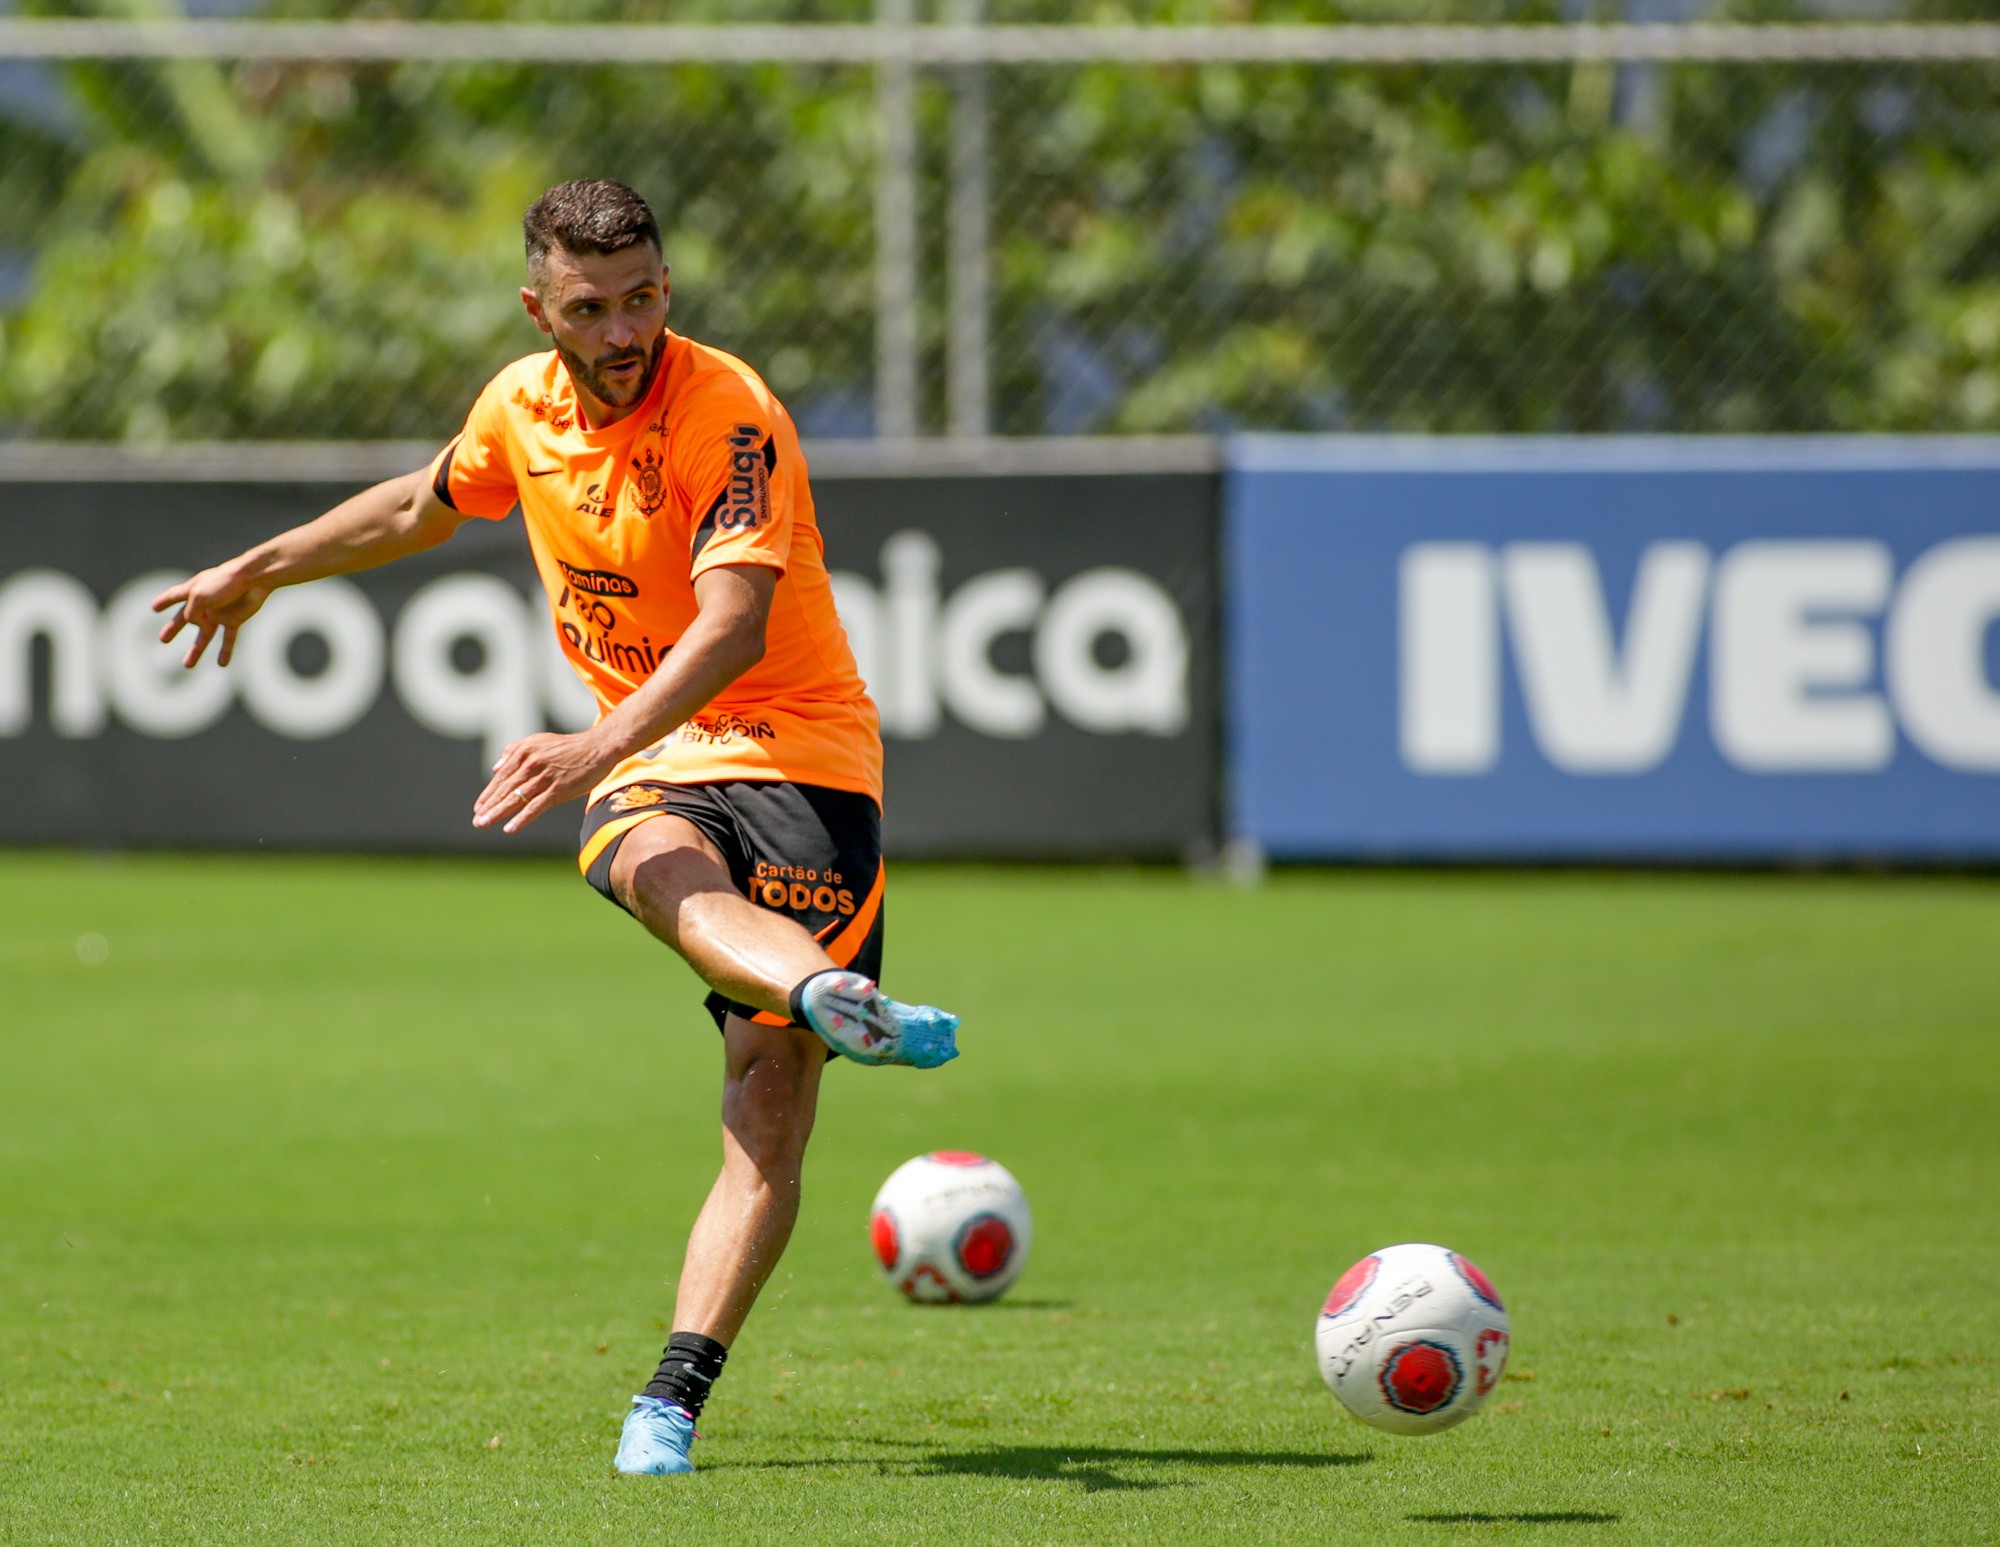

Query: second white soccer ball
[[870, 1151, 1032, 1304], [1314, 1242, 1510, 1435]]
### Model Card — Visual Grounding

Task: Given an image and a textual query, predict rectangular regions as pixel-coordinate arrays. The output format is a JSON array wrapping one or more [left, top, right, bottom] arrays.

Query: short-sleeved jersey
[[428, 333, 880, 805]]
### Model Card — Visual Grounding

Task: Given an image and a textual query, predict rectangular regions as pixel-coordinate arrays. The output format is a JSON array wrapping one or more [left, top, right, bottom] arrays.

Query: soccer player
[[151, 179, 959, 1477]]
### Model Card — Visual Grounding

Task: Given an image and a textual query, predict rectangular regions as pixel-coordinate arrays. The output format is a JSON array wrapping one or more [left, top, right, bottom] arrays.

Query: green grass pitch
[[2, 854, 1995, 1545]]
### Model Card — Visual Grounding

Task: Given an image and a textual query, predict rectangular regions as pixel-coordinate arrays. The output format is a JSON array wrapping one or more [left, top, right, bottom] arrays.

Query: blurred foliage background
[[2, 0, 1999, 439]]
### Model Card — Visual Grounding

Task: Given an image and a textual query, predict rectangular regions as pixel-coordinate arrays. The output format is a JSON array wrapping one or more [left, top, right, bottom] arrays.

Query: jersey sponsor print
[[429, 332, 881, 805]]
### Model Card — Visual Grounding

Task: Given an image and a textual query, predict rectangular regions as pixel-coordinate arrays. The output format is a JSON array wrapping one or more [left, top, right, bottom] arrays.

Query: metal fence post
[[946, 0, 989, 440], [874, 0, 919, 440]]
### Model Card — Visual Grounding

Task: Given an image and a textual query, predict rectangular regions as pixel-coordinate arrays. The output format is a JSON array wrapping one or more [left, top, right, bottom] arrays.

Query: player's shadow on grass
[[1409, 1514, 1620, 1526], [915, 1444, 1370, 1494]]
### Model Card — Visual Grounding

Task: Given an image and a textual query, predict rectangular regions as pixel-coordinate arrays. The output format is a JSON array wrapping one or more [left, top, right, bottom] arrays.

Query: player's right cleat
[[795, 970, 960, 1069], [614, 1395, 697, 1476]]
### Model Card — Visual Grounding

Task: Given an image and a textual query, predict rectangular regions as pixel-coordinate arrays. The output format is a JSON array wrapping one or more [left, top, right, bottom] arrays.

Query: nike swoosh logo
[[528, 466, 561, 477]]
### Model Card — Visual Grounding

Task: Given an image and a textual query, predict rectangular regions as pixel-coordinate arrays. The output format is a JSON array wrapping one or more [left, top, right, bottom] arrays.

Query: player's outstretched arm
[[151, 468, 468, 668], [473, 563, 776, 834]]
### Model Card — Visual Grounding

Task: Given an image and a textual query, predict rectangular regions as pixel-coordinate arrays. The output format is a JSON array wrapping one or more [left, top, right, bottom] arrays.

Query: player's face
[[522, 244, 670, 422]]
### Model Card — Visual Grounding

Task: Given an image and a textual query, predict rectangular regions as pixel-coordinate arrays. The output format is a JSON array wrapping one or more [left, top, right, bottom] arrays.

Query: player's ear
[[520, 286, 553, 335]]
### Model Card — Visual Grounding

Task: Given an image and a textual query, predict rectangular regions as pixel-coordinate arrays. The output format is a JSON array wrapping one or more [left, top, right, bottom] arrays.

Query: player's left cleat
[[614, 1395, 698, 1476], [795, 970, 960, 1069]]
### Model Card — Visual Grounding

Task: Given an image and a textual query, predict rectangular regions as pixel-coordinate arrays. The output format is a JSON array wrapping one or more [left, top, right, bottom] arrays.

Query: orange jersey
[[428, 333, 880, 804]]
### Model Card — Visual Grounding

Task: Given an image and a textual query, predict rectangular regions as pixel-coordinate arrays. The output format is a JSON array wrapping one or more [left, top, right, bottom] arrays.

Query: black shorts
[[578, 779, 885, 1035]]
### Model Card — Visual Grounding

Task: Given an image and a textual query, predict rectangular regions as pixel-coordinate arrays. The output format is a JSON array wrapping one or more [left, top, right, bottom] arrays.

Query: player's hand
[[474, 730, 617, 834], [151, 567, 273, 669]]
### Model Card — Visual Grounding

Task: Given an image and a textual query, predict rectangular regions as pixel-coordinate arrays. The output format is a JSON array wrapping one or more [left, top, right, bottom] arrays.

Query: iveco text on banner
[[1228, 436, 2000, 859]]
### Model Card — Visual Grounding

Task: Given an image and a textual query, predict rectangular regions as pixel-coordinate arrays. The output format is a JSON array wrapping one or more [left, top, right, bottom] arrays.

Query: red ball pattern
[[1450, 1252, 1505, 1311], [927, 1151, 988, 1167], [870, 1209, 899, 1271], [1322, 1254, 1380, 1318], [954, 1213, 1014, 1279], [1380, 1340, 1463, 1415]]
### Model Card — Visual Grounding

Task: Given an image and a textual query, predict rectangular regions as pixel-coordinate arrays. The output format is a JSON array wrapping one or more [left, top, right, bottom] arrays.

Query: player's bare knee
[[723, 1036, 820, 1173], [617, 847, 705, 919], [724, 1100, 812, 1182], [609, 818, 730, 921]]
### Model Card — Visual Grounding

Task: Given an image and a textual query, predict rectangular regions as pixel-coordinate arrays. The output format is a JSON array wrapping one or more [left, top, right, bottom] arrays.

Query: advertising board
[[0, 448, 1218, 858], [814, 469, 1218, 857], [1228, 436, 2000, 860]]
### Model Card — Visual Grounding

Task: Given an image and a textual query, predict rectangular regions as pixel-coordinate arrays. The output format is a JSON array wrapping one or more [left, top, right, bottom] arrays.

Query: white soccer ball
[[1314, 1242, 1510, 1435], [869, 1151, 1032, 1304]]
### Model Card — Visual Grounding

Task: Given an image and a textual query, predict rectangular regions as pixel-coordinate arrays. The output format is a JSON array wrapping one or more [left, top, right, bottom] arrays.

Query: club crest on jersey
[[720, 424, 773, 532], [630, 444, 667, 518]]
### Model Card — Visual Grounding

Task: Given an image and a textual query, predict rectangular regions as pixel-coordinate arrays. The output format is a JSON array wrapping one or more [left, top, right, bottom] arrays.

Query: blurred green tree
[[0, 0, 1997, 437]]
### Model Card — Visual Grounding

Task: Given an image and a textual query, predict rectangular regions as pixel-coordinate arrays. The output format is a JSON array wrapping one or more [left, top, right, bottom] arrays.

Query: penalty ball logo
[[1378, 1338, 1464, 1415]]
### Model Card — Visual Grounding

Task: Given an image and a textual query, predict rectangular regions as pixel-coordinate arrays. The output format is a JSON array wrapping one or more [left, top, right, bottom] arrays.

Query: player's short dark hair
[[523, 180, 661, 284]]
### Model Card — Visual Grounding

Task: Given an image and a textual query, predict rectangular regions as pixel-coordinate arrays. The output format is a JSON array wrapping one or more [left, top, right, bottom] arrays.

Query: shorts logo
[[606, 785, 670, 813], [558, 560, 639, 598], [750, 861, 858, 917], [1379, 1339, 1463, 1415], [719, 424, 773, 532], [630, 445, 667, 519]]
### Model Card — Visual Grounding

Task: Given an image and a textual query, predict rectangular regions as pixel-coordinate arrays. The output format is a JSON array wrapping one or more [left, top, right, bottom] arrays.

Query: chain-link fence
[[2, 19, 2000, 441]]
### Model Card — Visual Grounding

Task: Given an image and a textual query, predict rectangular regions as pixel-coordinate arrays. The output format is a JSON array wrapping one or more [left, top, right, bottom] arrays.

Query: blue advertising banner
[[1227, 436, 2000, 860]]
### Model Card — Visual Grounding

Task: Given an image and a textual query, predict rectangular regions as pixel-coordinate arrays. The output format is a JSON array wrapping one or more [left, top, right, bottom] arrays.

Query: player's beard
[[558, 331, 666, 415]]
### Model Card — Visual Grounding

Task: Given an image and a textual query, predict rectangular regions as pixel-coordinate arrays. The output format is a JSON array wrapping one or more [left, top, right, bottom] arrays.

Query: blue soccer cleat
[[614, 1395, 697, 1476], [797, 970, 960, 1069]]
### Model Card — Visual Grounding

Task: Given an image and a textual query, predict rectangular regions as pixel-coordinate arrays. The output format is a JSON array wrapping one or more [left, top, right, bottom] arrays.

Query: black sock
[[642, 1332, 728, 1420], [789, 967, 851, 1027]]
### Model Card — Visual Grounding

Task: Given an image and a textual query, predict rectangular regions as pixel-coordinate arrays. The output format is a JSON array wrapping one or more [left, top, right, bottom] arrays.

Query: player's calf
[[790, 969, 959, 1068]]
